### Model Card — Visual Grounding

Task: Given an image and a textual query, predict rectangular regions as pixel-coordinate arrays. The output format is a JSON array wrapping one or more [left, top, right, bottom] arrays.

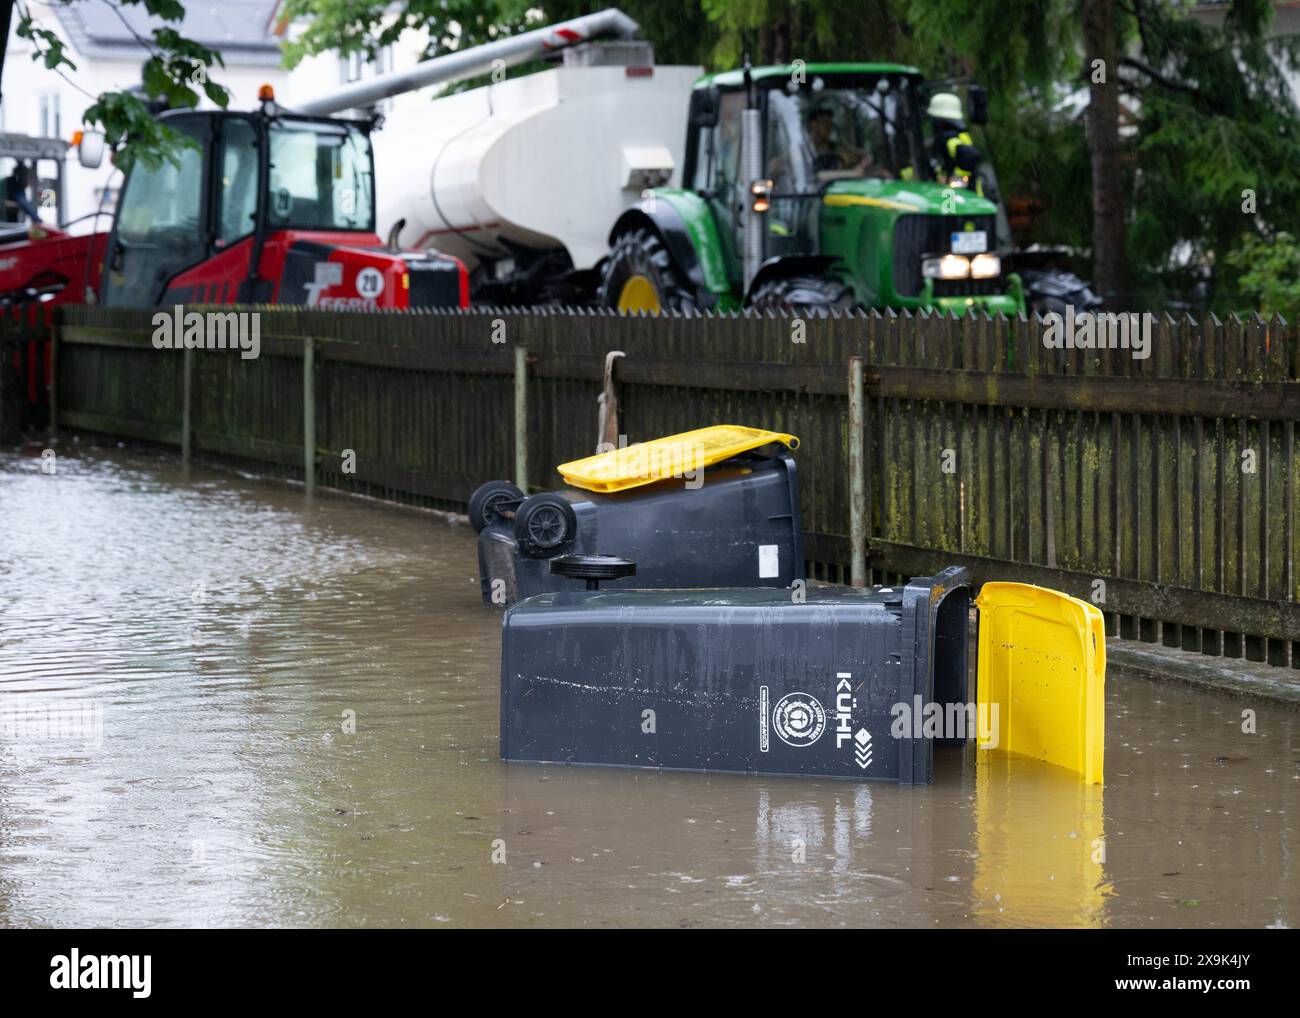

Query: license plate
[[951, 230, 987, 254]]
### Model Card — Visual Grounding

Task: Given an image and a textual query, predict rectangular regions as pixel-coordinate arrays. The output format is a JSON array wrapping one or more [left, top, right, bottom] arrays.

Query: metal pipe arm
[[296, 8, 640, 116]]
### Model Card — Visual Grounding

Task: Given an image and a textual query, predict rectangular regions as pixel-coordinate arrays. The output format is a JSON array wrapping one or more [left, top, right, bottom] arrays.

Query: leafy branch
[[16, 0, 231, 170]]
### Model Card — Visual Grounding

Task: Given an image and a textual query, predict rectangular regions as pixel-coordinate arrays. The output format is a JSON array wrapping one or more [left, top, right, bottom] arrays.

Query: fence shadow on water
[[23, 302, 1300, 670]]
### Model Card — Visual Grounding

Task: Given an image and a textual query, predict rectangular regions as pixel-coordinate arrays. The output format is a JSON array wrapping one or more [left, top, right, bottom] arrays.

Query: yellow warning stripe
[[822, 193, 916, 212]]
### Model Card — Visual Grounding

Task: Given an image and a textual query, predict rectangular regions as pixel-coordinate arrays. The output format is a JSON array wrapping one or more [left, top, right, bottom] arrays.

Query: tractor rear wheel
[[749, 275, 856, 315], [600, 229, 695, 314]]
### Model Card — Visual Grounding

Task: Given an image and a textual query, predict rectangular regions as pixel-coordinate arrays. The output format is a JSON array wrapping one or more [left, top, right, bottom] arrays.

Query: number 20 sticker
[[356, 267, 384, 299]]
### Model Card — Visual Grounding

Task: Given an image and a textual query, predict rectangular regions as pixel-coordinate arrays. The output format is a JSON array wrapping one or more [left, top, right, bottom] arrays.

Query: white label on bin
[[759, 686, 770, 753], [758, 544, 779, 578]]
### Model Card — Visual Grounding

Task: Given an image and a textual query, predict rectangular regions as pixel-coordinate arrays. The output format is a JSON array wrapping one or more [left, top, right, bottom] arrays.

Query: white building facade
[[1, 0, 289, 228]]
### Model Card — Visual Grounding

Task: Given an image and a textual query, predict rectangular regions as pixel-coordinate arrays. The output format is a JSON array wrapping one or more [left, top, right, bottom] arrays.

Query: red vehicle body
[[0, 106, 468, 312], [0, 222, 467, 310], [0, 225, 108, 306], [162, 228, 469, 309]]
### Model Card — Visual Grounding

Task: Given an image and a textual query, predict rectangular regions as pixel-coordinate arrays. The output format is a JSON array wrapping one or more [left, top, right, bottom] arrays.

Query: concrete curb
[[1108, 639, 1300, 708]]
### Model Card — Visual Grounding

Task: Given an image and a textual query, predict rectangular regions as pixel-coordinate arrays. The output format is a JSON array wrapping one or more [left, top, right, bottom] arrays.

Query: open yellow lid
[[558, 425, 799, 493], [975, 582, 1106, 784]]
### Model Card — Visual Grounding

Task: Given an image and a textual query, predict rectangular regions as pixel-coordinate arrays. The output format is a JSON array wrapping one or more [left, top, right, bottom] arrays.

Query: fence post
[[48, 313, 58, 439], [303, 337, 316, 495], [597, 350, 625, 452], [848, 355, 867, 587], [0, 335, 13, 446], [181, 347, 193, 469], [514, 345, 528, 491]]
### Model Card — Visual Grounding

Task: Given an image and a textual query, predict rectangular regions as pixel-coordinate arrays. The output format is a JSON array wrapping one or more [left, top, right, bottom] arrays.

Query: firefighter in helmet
[[926, 92, 984, 196]]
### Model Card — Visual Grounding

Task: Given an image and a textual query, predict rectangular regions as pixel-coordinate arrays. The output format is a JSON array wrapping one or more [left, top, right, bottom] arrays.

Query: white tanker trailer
[[374, 53, 699, 301], [297, 9, 701, 304]]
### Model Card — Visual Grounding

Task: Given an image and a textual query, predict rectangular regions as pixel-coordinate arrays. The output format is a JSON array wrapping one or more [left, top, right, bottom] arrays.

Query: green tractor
[[600, 63, 1025, 316]]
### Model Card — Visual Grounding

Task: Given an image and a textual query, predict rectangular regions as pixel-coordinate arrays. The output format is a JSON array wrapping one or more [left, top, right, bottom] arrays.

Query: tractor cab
[[688, 67, 934, 266], [102, 107, 367, 306], [684, 65, 1022, 314], [93, 101, 464, 309]]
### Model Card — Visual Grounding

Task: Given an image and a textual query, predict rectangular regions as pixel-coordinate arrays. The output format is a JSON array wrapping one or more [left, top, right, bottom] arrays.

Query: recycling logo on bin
[[759, 676, 874, 770], [771, 692, 826, 748]]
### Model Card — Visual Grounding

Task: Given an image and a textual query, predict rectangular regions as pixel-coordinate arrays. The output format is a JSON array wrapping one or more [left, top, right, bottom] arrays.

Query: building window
[[341, 51, 364, 84], [40, 94, 61, 139], [339, 47, 394, 84]]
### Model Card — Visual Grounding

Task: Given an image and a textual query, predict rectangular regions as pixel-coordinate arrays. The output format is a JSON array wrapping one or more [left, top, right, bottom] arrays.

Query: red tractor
[[0, 89, 467, 310]]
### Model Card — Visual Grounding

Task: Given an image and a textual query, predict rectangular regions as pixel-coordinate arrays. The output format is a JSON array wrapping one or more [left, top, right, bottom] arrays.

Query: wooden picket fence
[[17, 302, 1300, 668]]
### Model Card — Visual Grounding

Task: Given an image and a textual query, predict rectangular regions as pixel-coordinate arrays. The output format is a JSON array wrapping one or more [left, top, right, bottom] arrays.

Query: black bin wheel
[[550, 555, 636, 590], [514, 493, 578, 558], [467, 480, 523, 533]]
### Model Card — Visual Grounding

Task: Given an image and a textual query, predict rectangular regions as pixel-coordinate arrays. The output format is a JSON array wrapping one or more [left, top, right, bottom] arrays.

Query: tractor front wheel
[[749, 275, 856, 316], [599, 229, 694, 314]]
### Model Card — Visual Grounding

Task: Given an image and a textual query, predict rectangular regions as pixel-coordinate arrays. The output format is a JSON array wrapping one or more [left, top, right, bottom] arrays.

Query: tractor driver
[[806, 103, 889, 179]]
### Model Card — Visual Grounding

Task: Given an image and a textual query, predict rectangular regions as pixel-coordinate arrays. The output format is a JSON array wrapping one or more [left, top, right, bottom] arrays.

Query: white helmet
[[926, 92, 965, 123]]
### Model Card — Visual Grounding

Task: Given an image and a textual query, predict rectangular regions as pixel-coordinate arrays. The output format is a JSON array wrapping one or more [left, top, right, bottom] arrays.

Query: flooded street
[[1, 447, 1295, 929]]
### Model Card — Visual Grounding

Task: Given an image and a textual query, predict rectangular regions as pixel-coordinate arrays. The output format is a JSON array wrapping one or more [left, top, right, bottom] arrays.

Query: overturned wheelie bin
[[469, 426, 804, 605], [499, 560, 1105, 785]]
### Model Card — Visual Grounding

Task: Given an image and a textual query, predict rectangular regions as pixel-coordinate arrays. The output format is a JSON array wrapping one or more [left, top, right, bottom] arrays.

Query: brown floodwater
[[0, 446, 1296, 928]]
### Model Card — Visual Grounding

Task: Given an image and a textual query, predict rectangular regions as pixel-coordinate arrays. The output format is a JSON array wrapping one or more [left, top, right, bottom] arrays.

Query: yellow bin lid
[[974, 582, 1106, 784], [557, 425, 799, 494]]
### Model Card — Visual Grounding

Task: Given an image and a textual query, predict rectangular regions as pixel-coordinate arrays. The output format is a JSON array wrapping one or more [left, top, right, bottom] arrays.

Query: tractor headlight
[[922, 254, 970, 280], [970, 253, 1001, 279]]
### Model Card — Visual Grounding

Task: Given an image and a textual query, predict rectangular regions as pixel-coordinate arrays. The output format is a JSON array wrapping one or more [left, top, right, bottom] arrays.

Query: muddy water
[[0, 447, 1295, 928]]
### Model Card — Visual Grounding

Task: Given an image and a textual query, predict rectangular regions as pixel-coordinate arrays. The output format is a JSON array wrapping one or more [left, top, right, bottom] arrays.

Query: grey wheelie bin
[[468, 426, 804, 606], [499, 558, 1108, 785], [500, 563, 974, 784]]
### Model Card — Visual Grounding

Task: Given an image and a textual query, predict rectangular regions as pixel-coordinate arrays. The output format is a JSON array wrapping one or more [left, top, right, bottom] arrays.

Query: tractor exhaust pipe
[[740, 61, 764, 295], [296, 8, 641, 116], [741, 107, 764, 294]]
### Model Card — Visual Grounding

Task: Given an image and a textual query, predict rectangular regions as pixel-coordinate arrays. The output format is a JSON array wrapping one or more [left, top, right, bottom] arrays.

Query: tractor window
[[116, 133, 204, 245], [692, 90, 746, 197], [693, 90, 747, 282], [769, 79, 928, 191], [217, 117, 259, 246], [267, 120, 374, 231], [764, 90, 821, 255], [101, 118, 207, 306]]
